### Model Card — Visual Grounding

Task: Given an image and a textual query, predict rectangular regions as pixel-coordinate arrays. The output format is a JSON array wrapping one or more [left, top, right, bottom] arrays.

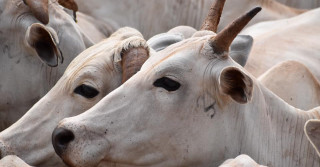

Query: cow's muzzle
[[52, 127, 74, 157]]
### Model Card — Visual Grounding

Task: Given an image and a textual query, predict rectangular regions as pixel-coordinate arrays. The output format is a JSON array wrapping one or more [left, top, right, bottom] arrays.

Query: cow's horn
[[121, 47, 149, 83], [200, 0, 226, 32], [210, 7, 261, 54], [23, 0, 49, 24], [58, 0, 78, 22]]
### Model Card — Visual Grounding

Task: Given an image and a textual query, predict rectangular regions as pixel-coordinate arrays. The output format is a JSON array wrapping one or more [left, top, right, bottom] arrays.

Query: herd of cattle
[[0, 0, 320, 166]]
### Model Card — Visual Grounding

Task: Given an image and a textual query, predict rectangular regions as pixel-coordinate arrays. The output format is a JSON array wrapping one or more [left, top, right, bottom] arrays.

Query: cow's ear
[[113, 36, 150, 83], [219, 67, 253, 104], [147, 33, 184, 52], [25, 23, 63, 67], [229, 35, 253, 67], [305, 119, 320, 157]]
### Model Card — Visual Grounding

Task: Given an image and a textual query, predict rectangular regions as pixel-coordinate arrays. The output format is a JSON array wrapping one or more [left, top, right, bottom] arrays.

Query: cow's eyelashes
[[74, 84, 99, 99], [153, 77, 181, 92]]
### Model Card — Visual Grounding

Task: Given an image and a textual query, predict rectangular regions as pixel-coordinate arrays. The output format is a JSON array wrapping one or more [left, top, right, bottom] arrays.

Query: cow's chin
[[59, 151, 104, 167], [61, 158, 162, 167], [97, 161, 164, 167], [60, 151, 167, 167]]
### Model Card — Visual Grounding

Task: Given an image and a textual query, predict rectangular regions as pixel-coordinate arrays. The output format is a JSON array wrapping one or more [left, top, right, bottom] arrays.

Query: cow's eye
[[74, 84, 99, 99], [153, 77, 181, 92]]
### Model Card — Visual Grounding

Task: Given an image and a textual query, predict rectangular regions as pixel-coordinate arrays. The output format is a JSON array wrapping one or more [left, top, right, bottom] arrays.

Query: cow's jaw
[[0, 94, 68, 166]]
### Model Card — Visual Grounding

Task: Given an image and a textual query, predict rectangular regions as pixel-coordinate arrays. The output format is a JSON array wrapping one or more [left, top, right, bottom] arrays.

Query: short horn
[[23, 0, 49, 24], [58, 0, 79, 22], [210, 7, 261, 54], [200, 0, 226, 32], [121, 47, 149, 83]]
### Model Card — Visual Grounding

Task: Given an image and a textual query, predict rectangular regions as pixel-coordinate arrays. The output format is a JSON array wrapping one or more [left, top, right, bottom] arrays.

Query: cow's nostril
[[0, 141, 4, 160], [52, 127, 75, 157]]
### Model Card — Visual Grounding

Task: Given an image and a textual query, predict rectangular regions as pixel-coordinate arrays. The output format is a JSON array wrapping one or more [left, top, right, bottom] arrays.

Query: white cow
[[258, 60, 320, 110], [52, 1, 320, 167], [0, 0, 94, 131], [0, 27, 149, 167], [75, 0, 305, 38], [241, 7, 320, 81], [305, 119, 320, 158]]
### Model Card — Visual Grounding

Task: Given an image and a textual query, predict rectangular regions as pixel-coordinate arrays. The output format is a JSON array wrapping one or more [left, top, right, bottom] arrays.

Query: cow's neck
[[238, 82, 320, 167]]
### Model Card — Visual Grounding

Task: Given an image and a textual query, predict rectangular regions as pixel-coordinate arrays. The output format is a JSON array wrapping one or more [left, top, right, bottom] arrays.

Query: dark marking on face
[[205, 103, 214, 112], [205, 101, 216, 119], [197, 93, 217, 119], [16, 58, 21, 64], [196, 96, 202, 108], [3, 45, 11, 59]]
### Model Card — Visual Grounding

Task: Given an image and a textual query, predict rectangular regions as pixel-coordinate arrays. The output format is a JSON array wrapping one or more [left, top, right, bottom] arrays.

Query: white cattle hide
[[242, 8, 320, 81], [258, 60, 320, 110]]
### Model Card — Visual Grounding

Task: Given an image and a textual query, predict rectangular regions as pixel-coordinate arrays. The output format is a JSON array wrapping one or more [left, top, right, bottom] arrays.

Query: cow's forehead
[[64, 28, 145, 83], [142, 35, 216, 74]]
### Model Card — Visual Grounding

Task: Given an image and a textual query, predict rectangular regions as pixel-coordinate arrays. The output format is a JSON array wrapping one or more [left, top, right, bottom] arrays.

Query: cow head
[[52, 1, 261, 166], [0, 27, 149, 166], [0, 0, 89, 130]]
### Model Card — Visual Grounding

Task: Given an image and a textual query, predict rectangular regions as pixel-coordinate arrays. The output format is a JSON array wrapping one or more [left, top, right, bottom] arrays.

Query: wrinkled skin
[[0, 0, 90, 131], [276, 0, 320, 9], [0, 27, 149, 166], [75, 0, 305, 38], [54, 31, 320, 167]]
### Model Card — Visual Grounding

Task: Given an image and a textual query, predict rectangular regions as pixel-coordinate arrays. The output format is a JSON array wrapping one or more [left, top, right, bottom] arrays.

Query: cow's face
[[0, 0, 88, 130], [52, 35, 255, 167], [0, 28, 149, 166]]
